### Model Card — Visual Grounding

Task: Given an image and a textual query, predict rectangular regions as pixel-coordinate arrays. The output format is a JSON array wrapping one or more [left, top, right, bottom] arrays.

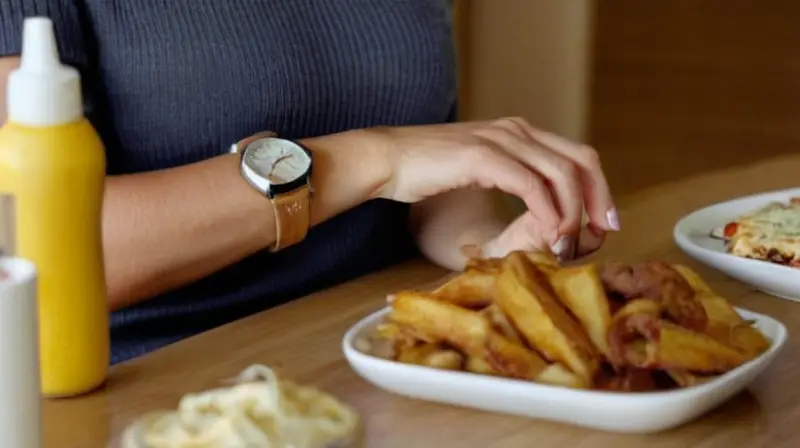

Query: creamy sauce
[[120, 365, 361, 448]]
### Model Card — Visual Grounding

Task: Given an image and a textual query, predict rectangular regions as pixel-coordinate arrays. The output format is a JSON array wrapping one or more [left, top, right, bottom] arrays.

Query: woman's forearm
[[104, 130, 389, 310]]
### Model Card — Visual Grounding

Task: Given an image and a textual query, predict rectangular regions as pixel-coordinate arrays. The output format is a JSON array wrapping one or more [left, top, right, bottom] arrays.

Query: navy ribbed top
[[0, 0, 457, 363]]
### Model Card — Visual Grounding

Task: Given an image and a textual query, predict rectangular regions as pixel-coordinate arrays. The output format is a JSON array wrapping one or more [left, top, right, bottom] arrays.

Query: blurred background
[[454, 0, 800, 197]]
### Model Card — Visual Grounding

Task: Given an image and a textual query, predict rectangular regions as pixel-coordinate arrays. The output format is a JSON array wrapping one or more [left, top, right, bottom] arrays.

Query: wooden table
[[45, 156, 800, 448]]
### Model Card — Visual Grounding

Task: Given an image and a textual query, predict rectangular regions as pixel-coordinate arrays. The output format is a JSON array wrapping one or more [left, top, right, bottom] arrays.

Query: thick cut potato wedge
[[695, 293, 770, 358], [465, 251, 559, 275], [465, 257, 503, 274], [655, 321, 751, 372], [550, 264, 613, 358], [373, 252, 772, 392], [608, 298, 662, 368], [610, 298, 750, 372], [672, 264, 714, 294], [397, 343, 464, 371], [495, 252, 599, 382], [523, 251, 561, 276], [481, 304, 523, 344], [674, 265, 770, 357], [390, 292, 546, 377], [465, 356, 498, 375], [433, 270, 495, 309], [463, 354, 584, 388], [389, 292, 586, 388]]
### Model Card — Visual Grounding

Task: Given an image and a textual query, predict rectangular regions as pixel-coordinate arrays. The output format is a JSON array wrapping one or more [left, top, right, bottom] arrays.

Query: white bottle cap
[[6, 17, 83, 127]]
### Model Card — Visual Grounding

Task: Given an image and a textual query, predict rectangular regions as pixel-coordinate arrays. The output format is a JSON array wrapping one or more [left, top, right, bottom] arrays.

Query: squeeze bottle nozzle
[[6, 17, 83, 127]]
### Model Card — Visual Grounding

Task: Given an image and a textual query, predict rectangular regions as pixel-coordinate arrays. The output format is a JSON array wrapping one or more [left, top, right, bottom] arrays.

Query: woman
[[0, 1, 618, 364]]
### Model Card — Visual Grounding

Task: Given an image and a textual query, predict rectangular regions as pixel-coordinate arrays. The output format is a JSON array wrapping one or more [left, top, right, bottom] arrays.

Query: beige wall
[[459, 0, 595, 216], [461, 0, 595, 141]]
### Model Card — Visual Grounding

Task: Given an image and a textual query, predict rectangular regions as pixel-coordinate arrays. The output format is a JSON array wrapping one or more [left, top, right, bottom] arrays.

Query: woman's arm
[[1, 56, 389, 310], [101, 133, 388, 311], [410, 125, 620, 269], [5, 54, 616, 307]]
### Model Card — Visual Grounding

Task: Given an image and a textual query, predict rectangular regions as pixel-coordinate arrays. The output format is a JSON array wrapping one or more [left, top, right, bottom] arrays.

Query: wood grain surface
[[591, 0, 800, 195], [44, 155, 800, 448]]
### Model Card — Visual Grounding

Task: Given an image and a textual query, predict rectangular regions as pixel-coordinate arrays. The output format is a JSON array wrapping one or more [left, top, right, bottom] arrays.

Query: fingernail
[[551, 236, 576, 261], [606, 208, 621, 231]]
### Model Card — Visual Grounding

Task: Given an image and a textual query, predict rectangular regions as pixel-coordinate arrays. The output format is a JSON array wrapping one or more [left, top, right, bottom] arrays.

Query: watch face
[[244, 138, 312, 186]]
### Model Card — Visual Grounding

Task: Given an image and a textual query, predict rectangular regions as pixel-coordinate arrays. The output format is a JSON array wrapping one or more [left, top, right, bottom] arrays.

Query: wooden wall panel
[[591, 0, 800, 195]]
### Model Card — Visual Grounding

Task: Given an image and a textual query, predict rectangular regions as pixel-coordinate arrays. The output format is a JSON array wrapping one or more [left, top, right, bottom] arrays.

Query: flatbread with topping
[[711, 197, 800, 268]]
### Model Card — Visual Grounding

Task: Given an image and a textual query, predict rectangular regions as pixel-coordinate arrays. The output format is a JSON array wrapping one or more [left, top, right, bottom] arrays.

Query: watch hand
[[267, 154, 293, 181], [270, 154, 292, 172]]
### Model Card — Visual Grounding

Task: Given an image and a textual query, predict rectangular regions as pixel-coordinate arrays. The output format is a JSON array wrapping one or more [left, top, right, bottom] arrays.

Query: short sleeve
[[0, 0, 87, 68]]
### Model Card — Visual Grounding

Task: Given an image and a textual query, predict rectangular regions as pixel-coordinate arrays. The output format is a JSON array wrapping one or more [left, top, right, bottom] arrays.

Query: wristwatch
[[230, 133, 313, 252]]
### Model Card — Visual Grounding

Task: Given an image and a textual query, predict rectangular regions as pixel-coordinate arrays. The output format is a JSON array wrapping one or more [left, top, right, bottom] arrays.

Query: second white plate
[[343, 306, 787, 434], [673, 188, 800, 302]]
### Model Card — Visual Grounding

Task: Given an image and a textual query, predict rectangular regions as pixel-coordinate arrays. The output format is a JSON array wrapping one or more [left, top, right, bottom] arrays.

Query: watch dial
[[244, 139, 312, 185]]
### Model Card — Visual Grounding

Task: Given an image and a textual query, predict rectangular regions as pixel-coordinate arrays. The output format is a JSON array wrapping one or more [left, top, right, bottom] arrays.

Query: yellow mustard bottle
[[0, 17, 109, 397]]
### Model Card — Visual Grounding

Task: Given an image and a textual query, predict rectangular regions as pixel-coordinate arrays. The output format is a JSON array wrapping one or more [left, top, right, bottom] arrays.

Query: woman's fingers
[[524, 126, 619, 231], [576, 223, 606, 257], [484, 118, 585, 240], [483, 215, 606, 262], [481, 211, 586, 261], [457, 146, 561, 238], [480, 211, 549, 259]]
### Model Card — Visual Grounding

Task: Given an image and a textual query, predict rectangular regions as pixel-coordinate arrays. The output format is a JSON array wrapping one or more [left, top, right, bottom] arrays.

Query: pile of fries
[[367, 251, 771, 391]]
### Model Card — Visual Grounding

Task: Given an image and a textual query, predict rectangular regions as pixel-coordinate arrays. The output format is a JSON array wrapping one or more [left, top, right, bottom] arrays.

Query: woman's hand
[[371, 117, 619, 260]]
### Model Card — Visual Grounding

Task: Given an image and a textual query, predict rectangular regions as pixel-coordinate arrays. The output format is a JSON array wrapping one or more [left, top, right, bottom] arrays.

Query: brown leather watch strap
[[270, 184, 311, 252]]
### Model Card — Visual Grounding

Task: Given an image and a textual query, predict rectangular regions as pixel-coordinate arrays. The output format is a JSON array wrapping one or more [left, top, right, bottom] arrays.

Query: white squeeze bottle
[[0, 17, 109, 397]]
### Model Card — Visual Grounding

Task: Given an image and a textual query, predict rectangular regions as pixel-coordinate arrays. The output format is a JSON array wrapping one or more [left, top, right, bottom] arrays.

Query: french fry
[[523, 251, 561, 276], [397, 343, 438, 365], [389, 292, 547, 379], [696, 293, 770, 358], [397, 343, 463, 371], [424, 349, 464, 371], [600, 262, 708, 332], [390, 292, 587, 387], [610, 300, 751, 373], [464, 352, 585, 389], [608, 298, 662, 368], [433, 270, 495, 309], [656, 321, 750, 373], [674, 265, 770, 357], [536, 364, 587, 389], [465, 257, 503, 274], [371, 251, 771, 392], [550, 264, 613, 358], [390, 292, 492, 354], [481, 304, 523, 344], [465, 356, 498, 375], [465, 251, 559, 275], [495, 252, 599, 383], [376, 322, 431, 352], [673, 264, 714, 295]]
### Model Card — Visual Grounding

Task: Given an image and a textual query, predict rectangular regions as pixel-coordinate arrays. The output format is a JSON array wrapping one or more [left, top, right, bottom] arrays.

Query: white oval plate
[[673, 188, 800, 302], [343, 307, 786, 434]]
